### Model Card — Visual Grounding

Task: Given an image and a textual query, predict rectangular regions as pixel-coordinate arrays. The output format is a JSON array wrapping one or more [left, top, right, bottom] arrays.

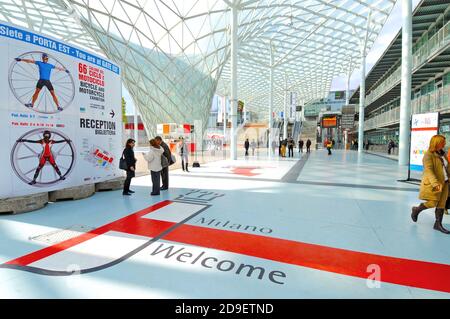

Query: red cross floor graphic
[[2, 199, 450, 293]]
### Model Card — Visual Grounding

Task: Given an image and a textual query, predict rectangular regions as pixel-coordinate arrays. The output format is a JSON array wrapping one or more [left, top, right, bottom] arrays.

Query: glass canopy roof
[[0, 0, 396, 134]]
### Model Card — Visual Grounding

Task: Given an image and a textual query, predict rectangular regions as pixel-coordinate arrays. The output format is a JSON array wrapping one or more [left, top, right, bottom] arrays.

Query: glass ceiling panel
[[0, 0, 397, 131]]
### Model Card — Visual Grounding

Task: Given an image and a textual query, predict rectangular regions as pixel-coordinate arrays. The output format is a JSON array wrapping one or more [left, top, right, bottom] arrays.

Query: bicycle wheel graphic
[[11, 129, 76, 187], [9, 51, 75, 114]]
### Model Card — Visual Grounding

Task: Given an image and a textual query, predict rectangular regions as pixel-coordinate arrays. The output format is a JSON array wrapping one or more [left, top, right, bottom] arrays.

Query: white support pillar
[[223, 97, 227, 150], [358, 53, 366, 153], [346, 68, 351, 105], [230, 4, 238, 160], [283, 73, 288, 139], [399, 0, 413, 166], [133, 105, 139, 147], [357, 11, 372, 153], [268, 43, 274, 158]]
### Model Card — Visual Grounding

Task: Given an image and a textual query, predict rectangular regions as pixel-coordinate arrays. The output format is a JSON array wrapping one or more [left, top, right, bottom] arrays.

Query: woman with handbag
[[411, 135, 450, 234], [144, 139, 164, 196], [177, 137, 189, 172], [122, 139, 136, 196]]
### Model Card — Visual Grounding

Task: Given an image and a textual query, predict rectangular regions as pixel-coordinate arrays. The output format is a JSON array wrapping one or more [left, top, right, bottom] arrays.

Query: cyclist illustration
[[15, 53, 70, 112], [18, 130, 70, 185]]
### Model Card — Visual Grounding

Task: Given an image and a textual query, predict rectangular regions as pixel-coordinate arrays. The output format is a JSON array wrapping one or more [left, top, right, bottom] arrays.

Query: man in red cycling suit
[[19, 130, 69, 185]]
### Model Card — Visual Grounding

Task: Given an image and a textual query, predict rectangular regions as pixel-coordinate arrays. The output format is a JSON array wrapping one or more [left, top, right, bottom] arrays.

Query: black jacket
[[160, 141, 173, 164], [123, 147, 136, 170], [244, 141, 249, 149]]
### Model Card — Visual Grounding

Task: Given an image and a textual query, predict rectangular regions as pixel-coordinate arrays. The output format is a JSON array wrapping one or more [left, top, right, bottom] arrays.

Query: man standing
[[288, 137, 294, 158], [244, 138, 250, 156], [15, 53, 69, 112], [306, 139, 312, 153], [155, 136, 172, 190], [299, 139, 304, 153]]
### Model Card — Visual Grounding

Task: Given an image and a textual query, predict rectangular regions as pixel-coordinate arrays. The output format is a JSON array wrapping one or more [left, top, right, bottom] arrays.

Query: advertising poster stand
[[398, 112, 440, 184]]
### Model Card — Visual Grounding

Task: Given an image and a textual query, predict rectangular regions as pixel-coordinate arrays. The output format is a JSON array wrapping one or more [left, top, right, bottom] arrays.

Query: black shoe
[[161, 187, 168, 191], [434, 209, 450, 234], [28, 180, 36, 185], [59, 176, 66, 180], [150, 193, 160, 196], [411, 203, 427, 222], [122, 192, 132, 196], [128, 190, 135, 193]]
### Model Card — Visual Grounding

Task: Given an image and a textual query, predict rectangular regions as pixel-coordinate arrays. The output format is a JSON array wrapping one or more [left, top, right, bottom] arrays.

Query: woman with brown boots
[[411, 134, 450, 234]]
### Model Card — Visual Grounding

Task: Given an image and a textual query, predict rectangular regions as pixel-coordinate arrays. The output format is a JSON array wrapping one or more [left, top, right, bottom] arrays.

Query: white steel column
[[357, 11, 371, 153], [346, 68, 352, 105], [223, 97, 227, 150], [133, 106, 139, 147], [268, 43, 274, 158], [230, 4, 238, 160], [283, 73, 288, 139], [399, 0, 413, 166], [358, 53, 365, 153]]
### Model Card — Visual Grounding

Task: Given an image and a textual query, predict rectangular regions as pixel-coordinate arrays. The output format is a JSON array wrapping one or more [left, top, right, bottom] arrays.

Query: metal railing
[[364, 20, 450, 107], [364, 84, 450, 131]]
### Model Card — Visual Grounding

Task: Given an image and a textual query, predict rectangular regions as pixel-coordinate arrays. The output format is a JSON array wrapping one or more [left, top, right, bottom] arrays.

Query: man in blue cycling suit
[[15, 53, 69, 112]]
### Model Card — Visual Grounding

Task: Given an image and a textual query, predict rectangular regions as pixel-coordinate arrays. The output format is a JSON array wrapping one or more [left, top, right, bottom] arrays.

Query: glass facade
[[0, 0, 396, 133]]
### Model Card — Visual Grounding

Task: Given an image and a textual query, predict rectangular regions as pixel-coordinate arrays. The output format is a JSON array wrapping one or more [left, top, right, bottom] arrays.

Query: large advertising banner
[[0, 22, 122, 198], [410, 112, 439, 172]]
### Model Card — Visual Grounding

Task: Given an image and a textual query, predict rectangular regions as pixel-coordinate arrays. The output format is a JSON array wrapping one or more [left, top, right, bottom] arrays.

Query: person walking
[[155, 136, 172, 190], [244, 138, 250, 156], [278, 139, 282, 157], [250, 139, 257, 156], [281, 138, 287, 157], [122, 138, 136, 196], [299, 139, 304, 153], [411, 135, 450, 234], [306, 139, 312, 153], [178, 137, 189, 172], [326, 139, 332, 155], [143, 139, 165, 196], [271, 140, 277, 155], [388, 139, 395, 155], [288, 137, 294, 158]]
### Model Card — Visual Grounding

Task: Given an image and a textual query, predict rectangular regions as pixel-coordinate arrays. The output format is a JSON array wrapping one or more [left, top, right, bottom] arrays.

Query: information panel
[[410, 112, 439, 172], [0, 22, 122, 198], [322, 116, 337, 128]]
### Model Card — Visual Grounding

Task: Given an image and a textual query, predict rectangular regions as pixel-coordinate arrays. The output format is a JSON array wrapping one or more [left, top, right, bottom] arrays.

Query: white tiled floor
[[0, 150, 449, 298]]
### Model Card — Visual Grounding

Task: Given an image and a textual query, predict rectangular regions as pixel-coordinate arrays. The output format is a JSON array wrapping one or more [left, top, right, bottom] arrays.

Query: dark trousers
[[245, 148, 249, 156], [151, 170, 161, 195], [123, 169, 135, 193], [307, 146, 311, 153], [161, 166, 169, 189], [182, 159, 188, 171], [327, 147, 332, 155], [288, 147, 293, 157]]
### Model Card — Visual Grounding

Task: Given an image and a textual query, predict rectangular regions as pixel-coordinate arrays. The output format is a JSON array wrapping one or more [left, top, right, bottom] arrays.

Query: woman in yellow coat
[[411, 134, 450, 234]]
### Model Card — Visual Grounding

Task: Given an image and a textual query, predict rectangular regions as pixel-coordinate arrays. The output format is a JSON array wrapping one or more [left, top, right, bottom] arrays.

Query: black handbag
[[119, 151, 128, 170], [161, 154, 169, 168]]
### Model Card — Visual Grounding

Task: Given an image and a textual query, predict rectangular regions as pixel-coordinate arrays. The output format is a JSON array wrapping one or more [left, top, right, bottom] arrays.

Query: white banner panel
[[410, 112, 439, 172], [0, 22, 122, 198]]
